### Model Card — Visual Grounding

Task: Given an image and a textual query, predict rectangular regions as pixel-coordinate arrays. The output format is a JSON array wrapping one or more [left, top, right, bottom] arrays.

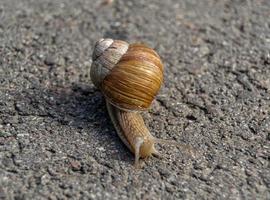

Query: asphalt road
[[0, 0, 269, 199]]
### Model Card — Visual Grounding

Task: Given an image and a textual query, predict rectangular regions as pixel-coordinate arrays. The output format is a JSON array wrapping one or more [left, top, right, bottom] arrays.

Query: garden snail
[[90, 38, 194, 167]]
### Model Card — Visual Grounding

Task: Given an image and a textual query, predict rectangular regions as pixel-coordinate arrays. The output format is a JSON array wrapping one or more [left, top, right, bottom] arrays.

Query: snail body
[[91, 38, 192, 167], [106, 102, 156, 158]]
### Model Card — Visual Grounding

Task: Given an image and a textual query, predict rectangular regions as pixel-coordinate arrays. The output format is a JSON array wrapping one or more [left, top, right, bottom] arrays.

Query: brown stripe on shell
[[128, 43, 160, 58], [120, 51, 163, 72]]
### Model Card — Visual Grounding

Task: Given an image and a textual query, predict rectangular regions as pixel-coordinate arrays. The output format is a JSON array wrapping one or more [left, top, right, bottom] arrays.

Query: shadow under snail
[[90, 38, 194, 168]]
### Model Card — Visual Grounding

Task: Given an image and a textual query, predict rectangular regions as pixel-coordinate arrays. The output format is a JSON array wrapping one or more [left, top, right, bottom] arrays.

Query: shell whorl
[[91, 39, 129, 88], [91, 38, 163, 111]]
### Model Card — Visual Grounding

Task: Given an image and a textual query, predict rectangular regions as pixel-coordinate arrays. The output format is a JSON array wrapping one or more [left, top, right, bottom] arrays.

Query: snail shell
[[91, 38, 164, 111]]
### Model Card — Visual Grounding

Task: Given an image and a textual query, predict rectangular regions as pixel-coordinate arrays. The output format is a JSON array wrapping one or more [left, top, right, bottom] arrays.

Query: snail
[[90, 38, 194, 167]]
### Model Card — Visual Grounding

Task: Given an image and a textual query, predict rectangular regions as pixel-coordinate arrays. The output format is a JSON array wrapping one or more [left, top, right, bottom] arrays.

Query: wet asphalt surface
[[0, 0, 269, 199]]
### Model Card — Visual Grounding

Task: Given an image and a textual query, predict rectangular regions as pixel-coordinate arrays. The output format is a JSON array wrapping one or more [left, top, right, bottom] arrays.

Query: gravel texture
[[0, 0, 270, 199]]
